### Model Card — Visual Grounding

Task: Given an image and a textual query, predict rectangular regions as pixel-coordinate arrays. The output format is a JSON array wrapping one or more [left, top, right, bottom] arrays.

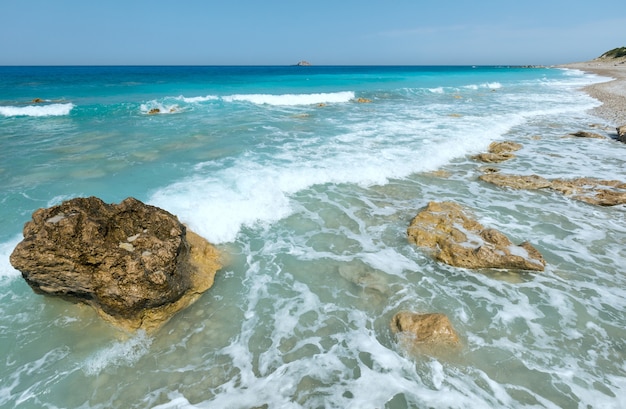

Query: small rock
[[617, 125, 626, 143], [568, 131, 605, 139], [391, 311, 460, 352], [472, 152, 515, 163], [488, 141, 522, 154]]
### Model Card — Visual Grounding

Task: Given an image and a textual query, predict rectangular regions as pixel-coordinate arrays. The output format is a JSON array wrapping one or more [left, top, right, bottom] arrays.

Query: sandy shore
[[558, 57, 626, 126]]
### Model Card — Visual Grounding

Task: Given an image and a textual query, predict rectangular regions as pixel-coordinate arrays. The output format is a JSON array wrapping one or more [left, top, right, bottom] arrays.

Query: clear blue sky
[[1, 0, 624, 65]]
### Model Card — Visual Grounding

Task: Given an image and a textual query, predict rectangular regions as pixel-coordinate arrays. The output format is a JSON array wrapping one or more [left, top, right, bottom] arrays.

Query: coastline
[[558, 57, 626, 126]]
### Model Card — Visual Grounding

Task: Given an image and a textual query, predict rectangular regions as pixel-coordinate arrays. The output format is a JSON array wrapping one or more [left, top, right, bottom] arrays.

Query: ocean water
[[1, 65, 625, 409]]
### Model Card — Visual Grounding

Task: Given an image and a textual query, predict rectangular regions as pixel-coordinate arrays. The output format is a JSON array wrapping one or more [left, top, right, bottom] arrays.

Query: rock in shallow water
[[9, 196, 221, 332], [407, 201, 546, 271], [480, 173, 626, 206], [391, 311, 461, 356]]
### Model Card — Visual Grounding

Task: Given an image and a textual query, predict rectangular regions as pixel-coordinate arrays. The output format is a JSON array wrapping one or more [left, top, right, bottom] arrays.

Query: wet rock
[[472, 152, 515, 163], [568, 131, 606, 139], [479, 173, 552, 190], [355, 97, 372, 103], [9, 197, 221, 332], [480, 173, 626, 206], [617, 125, 626, 143], [488, 141, 522, 154], [407, 201, 545, 271], [391, 311, 460, 350], [550, 178, 626, 206], [472, 141, 522, 163], [148, 108, 160, 114]]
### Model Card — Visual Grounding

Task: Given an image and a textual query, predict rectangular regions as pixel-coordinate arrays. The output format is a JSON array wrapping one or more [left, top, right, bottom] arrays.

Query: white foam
[[0, 103, 74, 117], [82, 331, 153, 376], [0, 236, 22, 282], [176, 95, 219, 103], [139, 101, 180, 114], [222, 91, 355, 106]]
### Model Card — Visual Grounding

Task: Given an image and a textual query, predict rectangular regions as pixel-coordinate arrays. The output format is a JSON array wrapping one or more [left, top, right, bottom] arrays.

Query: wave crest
[[222, 91, 355, 106], [0, 103, 74, 117]]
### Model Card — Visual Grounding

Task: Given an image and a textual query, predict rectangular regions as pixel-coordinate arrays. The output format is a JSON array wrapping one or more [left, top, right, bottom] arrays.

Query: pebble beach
[[560, 56, 626, 125]]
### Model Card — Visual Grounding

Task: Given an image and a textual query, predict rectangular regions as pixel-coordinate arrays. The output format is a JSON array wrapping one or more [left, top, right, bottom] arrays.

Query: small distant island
[[295, 60, 312, 66]]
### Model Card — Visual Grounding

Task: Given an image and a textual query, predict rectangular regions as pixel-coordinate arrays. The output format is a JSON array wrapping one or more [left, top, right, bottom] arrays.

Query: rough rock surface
[[472, 152, 515, 163], [407, 201, 546, 271], [480, 173, 626, 206], [488, 141, 523, 154], [618, 125, 626, 143], [391, 311, 460, 352], [479, 173, 552, 190], [472, 141, 522, 163], [10, 196, 221, 332]]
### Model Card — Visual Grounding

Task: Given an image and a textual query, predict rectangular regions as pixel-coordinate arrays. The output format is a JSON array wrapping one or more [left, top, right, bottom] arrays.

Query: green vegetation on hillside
[[600, 47, 626, 59]]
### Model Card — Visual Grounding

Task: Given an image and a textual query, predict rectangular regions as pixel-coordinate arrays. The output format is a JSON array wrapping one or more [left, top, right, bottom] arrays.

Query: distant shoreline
[[557, 58, 626, 125]]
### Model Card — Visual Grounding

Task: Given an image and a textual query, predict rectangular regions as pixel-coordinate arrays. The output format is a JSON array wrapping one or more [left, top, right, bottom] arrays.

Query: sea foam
[[0, 236, 22, 282], [222, 91, 355, 106], [0, 103, 74, 117]]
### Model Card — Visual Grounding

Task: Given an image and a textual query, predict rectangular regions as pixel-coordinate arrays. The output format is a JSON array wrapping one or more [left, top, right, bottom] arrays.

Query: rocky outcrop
[[9, 197, 221, 332], [617, 125, 626, 143], [472, 141, 522, 163], [355, 98, 372, 103], [480, 173, 626, 206], [391, 311, 460, 354], [407, 201, 545, 271]]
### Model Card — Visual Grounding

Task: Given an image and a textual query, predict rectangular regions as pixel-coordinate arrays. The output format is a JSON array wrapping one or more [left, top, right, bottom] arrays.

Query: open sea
[[1, 65, 625, 408]]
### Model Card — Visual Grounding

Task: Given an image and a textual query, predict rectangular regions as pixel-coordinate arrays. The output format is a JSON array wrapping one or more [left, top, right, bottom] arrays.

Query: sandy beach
[[559, 56, 626, 126]]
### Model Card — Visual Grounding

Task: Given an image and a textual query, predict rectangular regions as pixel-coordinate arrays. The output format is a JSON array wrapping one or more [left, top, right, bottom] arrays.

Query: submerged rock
[[10, 197, 221, 332], [480, 173, 626, 206], [391, 311, 460, 354], [338, 263, 389, 295], [407, 201, 545, 271], [479, 173, 552, 190]]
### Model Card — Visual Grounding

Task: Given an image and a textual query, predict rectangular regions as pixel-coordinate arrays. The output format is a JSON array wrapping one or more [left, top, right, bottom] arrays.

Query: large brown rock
[[10, 197, 221, 332], [407, 201, 545, 271], [391, 311, 460, 355]]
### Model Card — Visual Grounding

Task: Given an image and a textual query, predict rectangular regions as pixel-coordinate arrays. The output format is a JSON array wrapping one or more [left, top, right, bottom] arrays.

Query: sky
[[1, 0, 624, 66]]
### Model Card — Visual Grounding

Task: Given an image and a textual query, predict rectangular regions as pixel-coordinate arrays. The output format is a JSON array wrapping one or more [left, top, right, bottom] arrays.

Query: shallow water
[[1, 66, 625, 408]]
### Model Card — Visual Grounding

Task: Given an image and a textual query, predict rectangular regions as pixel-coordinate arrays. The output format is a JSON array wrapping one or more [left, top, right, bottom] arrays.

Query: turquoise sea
[[1, 65, 625, 408]]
